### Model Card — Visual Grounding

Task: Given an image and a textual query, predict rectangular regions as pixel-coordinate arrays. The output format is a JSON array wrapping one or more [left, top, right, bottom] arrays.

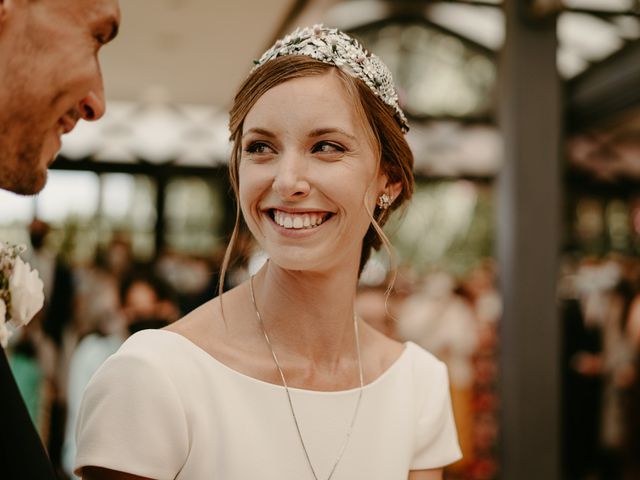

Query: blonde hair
[[219, 55, 414, 297]]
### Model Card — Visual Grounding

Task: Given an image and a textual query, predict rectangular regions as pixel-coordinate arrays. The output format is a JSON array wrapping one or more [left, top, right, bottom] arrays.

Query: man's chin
[[11, 169, 48, 196], [31, 168, 48, 194], [46, 152, 59, 168], [11, 151, 51, 195]]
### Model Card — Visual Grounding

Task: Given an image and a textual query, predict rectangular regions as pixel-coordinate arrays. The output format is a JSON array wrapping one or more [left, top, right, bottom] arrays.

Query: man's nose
[[78, 80, 106, 121]]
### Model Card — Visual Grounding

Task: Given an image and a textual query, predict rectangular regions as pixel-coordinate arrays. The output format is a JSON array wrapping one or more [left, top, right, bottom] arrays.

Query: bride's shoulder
[[164, 296, 220, 338], [164, 282, 248, 338], [362, 323, 406, 380], [162, 284, 257, 361], [363, 323, 445, 380]]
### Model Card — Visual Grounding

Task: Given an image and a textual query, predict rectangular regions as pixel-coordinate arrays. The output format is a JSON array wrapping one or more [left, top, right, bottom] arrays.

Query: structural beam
[[567, 40, 640, 131], [497, 1, 561, 479]]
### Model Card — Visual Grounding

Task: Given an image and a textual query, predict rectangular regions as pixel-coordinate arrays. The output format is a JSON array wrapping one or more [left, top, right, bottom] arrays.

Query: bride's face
[[238, 71, 388, 273]]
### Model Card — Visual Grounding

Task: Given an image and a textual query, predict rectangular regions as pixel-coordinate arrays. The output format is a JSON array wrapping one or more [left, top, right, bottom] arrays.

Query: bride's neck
[[250, 263, 360, 362]]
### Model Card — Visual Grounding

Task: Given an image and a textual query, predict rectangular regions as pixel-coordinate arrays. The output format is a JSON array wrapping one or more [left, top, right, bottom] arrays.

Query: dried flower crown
[[252, 24, 409, 133]]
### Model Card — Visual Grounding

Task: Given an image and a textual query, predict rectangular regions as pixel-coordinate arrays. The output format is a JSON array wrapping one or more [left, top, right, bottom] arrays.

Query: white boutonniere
[[0, 243, 45, 348]]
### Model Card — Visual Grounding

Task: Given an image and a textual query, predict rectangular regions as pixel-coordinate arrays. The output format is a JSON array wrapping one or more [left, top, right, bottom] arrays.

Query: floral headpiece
[[252, 24, 409, 133]]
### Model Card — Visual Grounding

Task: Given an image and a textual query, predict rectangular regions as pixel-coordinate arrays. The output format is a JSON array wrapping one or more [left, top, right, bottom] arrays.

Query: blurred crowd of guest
[[16, 219, 640, 480], [356, 261, 501, 480], [560, 254, 640, 480], [5, 221, 230, 479], [6, 219, 503, 480]]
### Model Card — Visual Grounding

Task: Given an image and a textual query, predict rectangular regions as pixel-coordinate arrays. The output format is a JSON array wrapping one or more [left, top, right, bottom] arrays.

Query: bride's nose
[[272, 153, 310, 200]]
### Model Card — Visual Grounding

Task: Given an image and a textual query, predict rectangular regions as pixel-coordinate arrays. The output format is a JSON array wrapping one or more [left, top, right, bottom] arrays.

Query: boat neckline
[[148, 329, 413, 395]]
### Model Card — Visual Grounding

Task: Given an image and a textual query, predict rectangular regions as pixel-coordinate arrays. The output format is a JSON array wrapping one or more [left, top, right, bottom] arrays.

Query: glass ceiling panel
[[557, 46, 590, 78], [556, 11, 633, 77], [102, 174, 157, 229], [36, 171, 100, 223], [57, 0, 637, 167], [59, 98, 502, 176], [612, 15, 640, 40], [61, 101, 231, 165], [426, 3, 505, 50], [406, 122, 501, 176], [422, 1, 636, 81], [356, 22, 496, 118], [558, 13, 624, 62], [0, 189, 34, 225], [563, 0, 636, 11]]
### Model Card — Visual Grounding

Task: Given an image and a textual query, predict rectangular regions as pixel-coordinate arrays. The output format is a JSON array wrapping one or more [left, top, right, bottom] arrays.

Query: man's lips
[[57, 116, 77, 135]]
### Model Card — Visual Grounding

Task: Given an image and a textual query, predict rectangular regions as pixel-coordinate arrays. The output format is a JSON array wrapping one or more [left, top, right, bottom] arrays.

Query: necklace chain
[[249, 275, 364, 480]]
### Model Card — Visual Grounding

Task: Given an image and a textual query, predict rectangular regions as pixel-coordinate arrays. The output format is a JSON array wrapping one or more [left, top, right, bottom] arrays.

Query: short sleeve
[[74, 350, 190, 479], [411, 359, 462, 470]]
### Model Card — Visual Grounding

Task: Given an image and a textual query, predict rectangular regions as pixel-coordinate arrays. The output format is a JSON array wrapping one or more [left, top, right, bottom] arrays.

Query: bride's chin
[[268, 258, 319, 273], [265, 250, 330, 274]]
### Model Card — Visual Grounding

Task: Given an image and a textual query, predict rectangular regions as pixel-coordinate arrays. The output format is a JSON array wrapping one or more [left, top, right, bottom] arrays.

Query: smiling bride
[[75, 25, 462, 480]]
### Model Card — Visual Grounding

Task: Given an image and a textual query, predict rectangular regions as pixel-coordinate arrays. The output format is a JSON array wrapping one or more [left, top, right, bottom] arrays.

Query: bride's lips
[[263, 207, 335, 237]]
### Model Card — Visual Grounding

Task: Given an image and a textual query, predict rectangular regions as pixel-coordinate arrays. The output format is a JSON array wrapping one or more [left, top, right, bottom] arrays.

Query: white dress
[[75, 329, 461, 479]]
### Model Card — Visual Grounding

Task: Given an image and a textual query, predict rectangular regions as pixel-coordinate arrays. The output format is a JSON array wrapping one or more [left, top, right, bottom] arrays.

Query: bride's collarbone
[[166, 299, 404, 391]]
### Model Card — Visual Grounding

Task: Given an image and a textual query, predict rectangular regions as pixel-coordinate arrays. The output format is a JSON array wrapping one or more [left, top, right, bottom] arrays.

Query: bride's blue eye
[[312, 142, 344, 154]]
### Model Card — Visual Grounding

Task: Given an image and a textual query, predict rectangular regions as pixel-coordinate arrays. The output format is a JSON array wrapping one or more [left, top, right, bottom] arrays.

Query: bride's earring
[[377, 193, 392, 210]]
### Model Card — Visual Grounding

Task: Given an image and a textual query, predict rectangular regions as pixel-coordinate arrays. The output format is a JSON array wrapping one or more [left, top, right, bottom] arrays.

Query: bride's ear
[[385, 181, 402, 203], [375, 170, 403, 202]]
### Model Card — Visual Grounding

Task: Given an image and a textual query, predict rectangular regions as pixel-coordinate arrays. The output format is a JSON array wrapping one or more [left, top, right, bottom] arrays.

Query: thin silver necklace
[[249, 275, 364, 480]]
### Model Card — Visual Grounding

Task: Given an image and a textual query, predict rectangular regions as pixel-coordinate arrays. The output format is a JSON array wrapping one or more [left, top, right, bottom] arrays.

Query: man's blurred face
[[0, 0, 120, 194]]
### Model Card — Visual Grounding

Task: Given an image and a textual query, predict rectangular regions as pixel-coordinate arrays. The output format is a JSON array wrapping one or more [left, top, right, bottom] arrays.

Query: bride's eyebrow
[[308, 128, 356, 140], [242, 128, 276, 139]]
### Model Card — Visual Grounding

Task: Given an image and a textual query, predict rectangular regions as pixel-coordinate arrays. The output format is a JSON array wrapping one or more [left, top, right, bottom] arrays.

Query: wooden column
[[154, 172, 167, 256], [497, 1, 561, 479]]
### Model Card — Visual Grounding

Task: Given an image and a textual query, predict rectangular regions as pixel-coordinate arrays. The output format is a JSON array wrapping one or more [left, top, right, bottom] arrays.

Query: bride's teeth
[[272, 210, 328, 229]]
